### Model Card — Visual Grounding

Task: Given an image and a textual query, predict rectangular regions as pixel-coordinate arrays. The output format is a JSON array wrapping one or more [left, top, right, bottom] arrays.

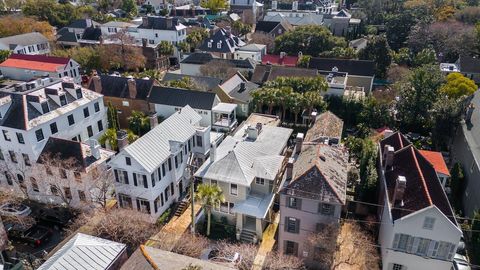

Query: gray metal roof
[[37, 233, 126, 270], [0, 32, 48, 47], [113, 105, 201, 173], [195, 123, 292, 186]]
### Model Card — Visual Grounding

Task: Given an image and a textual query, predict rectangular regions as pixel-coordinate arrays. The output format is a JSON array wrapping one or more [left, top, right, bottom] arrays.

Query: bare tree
[[250, 32, 275, 53], [263, 251, 305, 270], [0, 155, 32, 199], [92, 208, 158, 249], [101, 29, 146, 71], [199, 60, 237, 80], [307, 222, 380, 270], [88, 165, 114, 211]]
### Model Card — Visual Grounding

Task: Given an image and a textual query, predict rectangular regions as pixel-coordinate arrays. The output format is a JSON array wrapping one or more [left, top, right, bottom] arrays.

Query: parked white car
[[452, 253, 471, 270], [0, 203, 32, 217]]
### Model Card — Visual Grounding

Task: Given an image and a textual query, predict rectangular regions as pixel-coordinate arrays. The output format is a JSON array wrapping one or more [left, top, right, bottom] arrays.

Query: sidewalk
[[145, 202, 202, 249], [252, 213, 280, 270]]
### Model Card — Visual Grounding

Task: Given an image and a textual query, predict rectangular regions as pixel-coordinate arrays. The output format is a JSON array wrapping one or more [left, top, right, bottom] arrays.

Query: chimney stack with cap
[[295, 133, 304, 154], [92, 74, 102, 93], [392, 175, 407, 205], [149, 112, 158, 129], [210, 143, 217, 163], [117, 130, 129, 151], [127, 77, 137, 99], [89, 139, 101, 160], [247, 125, 258, 140], [383, 144, 394, 169]]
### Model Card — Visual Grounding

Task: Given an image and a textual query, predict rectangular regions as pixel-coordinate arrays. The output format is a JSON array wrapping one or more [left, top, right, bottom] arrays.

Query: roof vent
[[247, 125, 258, 140], [392, 175, 407, 206]]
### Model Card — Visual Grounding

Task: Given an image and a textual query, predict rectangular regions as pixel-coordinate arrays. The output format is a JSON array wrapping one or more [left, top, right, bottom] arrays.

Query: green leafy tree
[[297, 55, 311, 68], [392, 47, 411, 66], [274, 25, 346, 56], [0, 50, 10, 63], [164, 77, 197, 90], [99, 128, 118, 150], [159, 40, 174, 56], [52, 47, 101, 72], [319, 47, 357, 59], [186, 28, 209, 49], [128, 111, 150, 136], [412, 48, 437, 67], [358, 97, 393, 129], [232, 20, 252, 36], [449, 163, 465, 212], [385, 12, 417, 50], [358, 35, 392, 78], [395, 64, 444, 132], [122, 0, 137, 17], [440, 72, 477, 99], [107, 102, 120, 130], [195, 183, 225, 236], [303, 91, 326, 117], [264, 76, 328, 93], [200, 0, 227, 13], [177, 41, 190, 53], [431, 96, 462, 148], [23, 0, 79, 27]]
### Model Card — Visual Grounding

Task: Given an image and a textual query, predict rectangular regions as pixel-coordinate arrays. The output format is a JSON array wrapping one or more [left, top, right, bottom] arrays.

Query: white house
[[148, 86, 238, 132], [100, 21, 138, 36], [234, 44, 266, 62], [131, 16, 187, 46], [378, 132, 462, 270], [0, 54, 81, 84], [108, 106, 220, 221], [179, 52, 256, 77], [0, 32, 50, 55], [195, 113, 292, 242], [0, 77, 111, 208]]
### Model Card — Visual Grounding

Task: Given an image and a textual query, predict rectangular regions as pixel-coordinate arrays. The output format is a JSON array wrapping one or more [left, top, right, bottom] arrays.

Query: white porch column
[[256, 218, 263, 241], [236, 214, 243, 231]]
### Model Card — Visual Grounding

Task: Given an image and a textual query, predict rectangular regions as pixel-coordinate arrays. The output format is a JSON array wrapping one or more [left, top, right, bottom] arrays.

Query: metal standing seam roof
[[118, 105, 202, 173], [0, 32, 49, 47], [195, 125, 292, 186], [37, 233, 126, 270], [148, 86, 217, 111]]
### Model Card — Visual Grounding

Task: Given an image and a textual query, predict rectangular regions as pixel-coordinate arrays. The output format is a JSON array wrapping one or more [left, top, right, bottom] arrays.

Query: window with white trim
[[255, 177, 265, 185], [230, 184, 238, 195], [423, 217, 435, 230], [392, 264, 403, 270]]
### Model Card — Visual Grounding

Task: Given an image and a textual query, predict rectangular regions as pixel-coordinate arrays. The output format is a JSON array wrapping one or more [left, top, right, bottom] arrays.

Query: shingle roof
[[88, 75, 154, 100], [219, 73, 258, 103], [0, 32, 48, 47], [38, 233, 126, 270], [67, 19, 99, 29], [459, 55, 480, 74], [148, 86, 217, 110], [308, 57, 375, 77], [198, 28, 245, 53], [255, 21, 280, 33], [180, 53, 256, 69], [181, 52, 214, 65], [305, 111, 344, 142], [287, 144, 348, 204], [138, 16, 183, 30], [56, 28, 78, 43], [419, 150, 450, 177], [81, 27, 102, 41], [380, 132, 456, 224], [118, 106, 201, 173], [37, 137, 86, 167]]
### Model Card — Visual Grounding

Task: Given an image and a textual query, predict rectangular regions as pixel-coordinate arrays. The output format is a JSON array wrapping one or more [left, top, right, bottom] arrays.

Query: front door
[[243, 215, 256, 231]]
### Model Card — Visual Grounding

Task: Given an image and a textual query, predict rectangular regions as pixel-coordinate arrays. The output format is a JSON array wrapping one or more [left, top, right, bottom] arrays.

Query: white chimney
[[383, 145, 394, 169], [292, 1, 298, 10], [149, 111, 158, 129], [117, 130, 129, 152], [247, 125, 258, 140], [89, 139, 101, 160], [272, 0, 278, 10], [383, 129, 394, 138], [295, 133, 304, 154], [392, 175, 407, 205], [286, 157, 294, 180]]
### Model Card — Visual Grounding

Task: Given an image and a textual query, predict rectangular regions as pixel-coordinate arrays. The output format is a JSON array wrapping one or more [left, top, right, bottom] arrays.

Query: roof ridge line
[[410, 146, 433, 205]]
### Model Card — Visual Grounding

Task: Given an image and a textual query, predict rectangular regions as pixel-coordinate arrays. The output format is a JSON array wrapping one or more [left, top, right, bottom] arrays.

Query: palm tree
[[99, 128, 118, 150], [251, 90, 265, 113], [276, 86, 293, 121], [128, 110, 150, 136], [195, 183, 225, 236], [303, 91, 325, 118], [263, 88, 278, 114], [291, 92, 305, 125]]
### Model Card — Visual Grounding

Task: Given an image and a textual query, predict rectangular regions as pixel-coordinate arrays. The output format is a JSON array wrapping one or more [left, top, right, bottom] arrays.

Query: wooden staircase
[[174, 200, 189, 217], [240, 229, 256, 243]]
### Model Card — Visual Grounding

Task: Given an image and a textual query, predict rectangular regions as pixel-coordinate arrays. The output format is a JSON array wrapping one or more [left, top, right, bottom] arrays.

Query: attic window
[[76, 88, 82, 99], [208, 42, 212, 48], [41, 102, 49, 114], [217, 42, 222, 49], [59, 94, 67, 106]]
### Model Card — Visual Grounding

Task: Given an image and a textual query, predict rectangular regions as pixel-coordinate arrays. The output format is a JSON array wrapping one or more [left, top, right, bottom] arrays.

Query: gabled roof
[[238, 43, 266, 52], [67, 19, 99, 29], [0, 54, 70, 72], [308, 57, 375, 77], [255, 21, 281, 33], [181, 52, 214, 65], [419, 150, 450, 177], [117, 106, 201, 173], [162, 73, 223, 91], [38, 137, 86, 168], [138, 16, 184, 30], [148, 86, 217, 110], [38, 233, 126, 270], [198, 28, 246, 53], [287, 144, 348, 204], [219, 73, 259, 103], [305, 111, 344, 142], [251, 64, 317, 84], [380, 132, 457, 224], [262, 54, 298, 66], [0, 32, 48, 47], [458, 55, 480, 74], [88, 75, 154, 100]]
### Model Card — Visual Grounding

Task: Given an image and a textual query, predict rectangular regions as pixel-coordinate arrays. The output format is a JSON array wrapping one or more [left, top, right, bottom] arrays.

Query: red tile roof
[[262, 54, 298, 66], [419, 150, 450, 177], [0, 54, 70, 72]]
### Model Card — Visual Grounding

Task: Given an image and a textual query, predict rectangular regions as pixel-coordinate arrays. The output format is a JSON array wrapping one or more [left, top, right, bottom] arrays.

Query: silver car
[[453, 253, 471, 270], [0, 203, 32, 217]]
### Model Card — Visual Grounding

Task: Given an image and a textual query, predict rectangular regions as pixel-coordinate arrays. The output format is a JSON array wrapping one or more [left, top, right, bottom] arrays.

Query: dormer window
[[217, 42, 221, 49], [41, 102, 49, 114], [76, 88, 82, 99], [59, 94, 67, 106], [208, 42, 212, 48]]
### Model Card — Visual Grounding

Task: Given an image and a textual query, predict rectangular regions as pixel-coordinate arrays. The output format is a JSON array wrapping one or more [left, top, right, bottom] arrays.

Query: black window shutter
[[133, 173, 138, 186], [143, 175, 148, 188], [284, 217, 288, 232], [136, 199, 140, 211], [123, 171, 129, 184], [295, 219, 300, 234], [114, 169, 119, 182], [151, 173, 155, 187]]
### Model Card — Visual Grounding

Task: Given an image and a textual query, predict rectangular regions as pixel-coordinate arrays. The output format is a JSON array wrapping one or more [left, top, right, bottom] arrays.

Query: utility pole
[[187, 153, 195, 234]]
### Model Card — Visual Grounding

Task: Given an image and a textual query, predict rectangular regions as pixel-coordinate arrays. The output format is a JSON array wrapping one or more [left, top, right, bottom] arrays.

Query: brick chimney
[[127, 77, 137, 99], [295, 133, 304, 154], [149, 111, 158, 129], [91, 74, 102, 93], [117, 130, 129, 151], [392, 175, 407, 206]]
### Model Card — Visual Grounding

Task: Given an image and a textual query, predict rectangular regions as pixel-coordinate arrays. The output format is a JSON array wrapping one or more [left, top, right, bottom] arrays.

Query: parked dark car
[[5, 223, 52, 247], [32, 206, 75, 227]]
